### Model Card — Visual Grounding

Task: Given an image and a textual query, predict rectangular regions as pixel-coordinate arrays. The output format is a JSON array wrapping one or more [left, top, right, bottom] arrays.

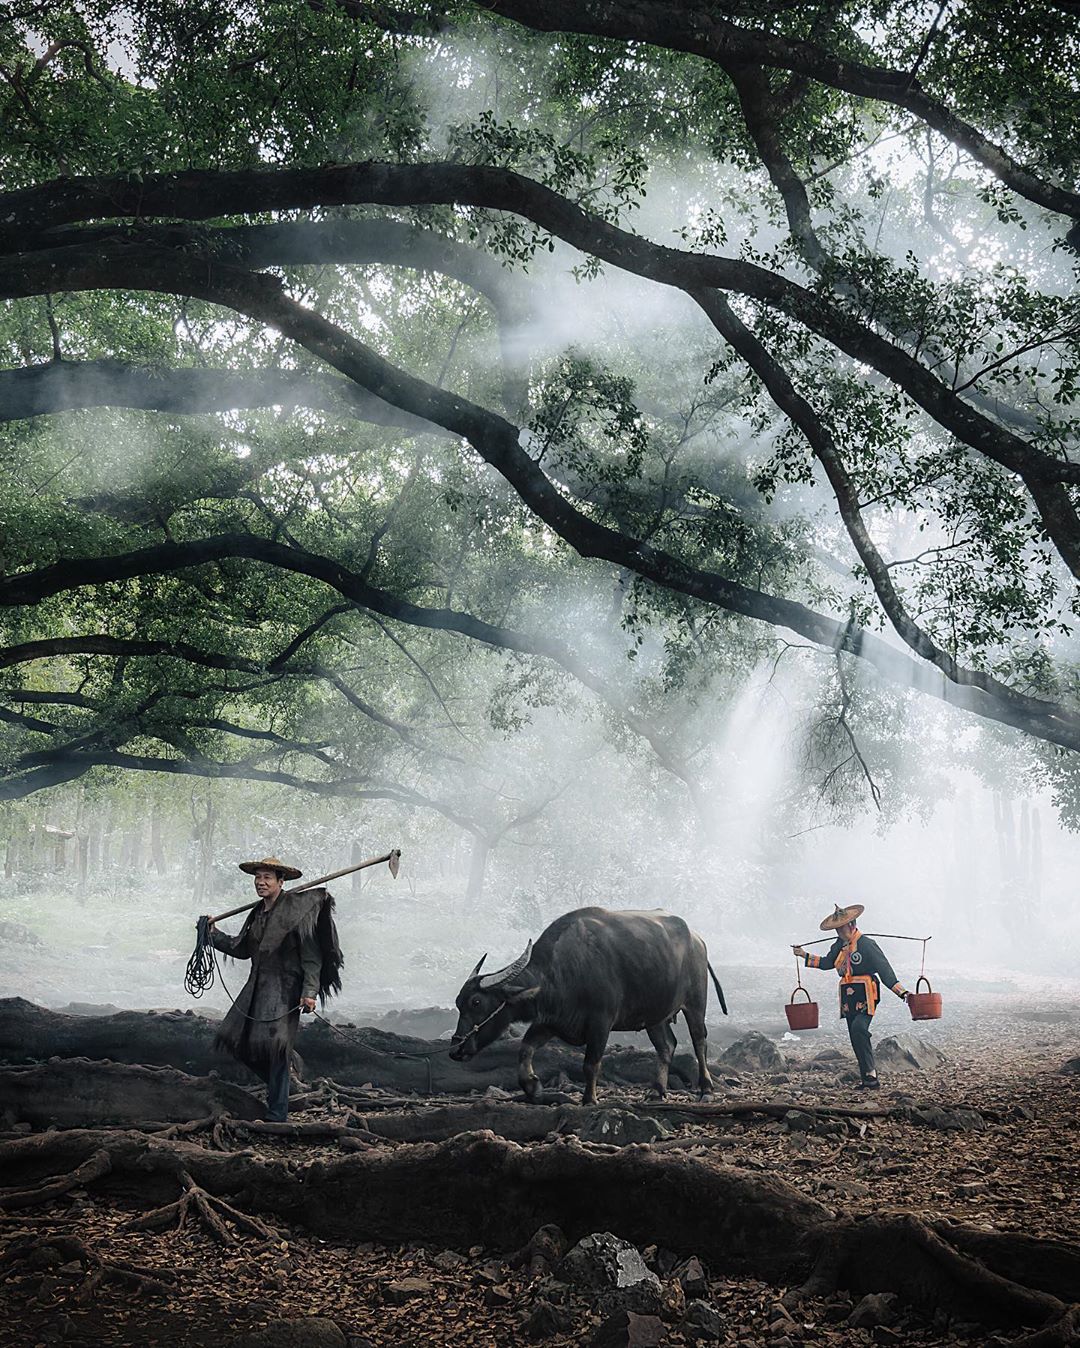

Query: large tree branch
[[476, 0, 1080, 224], [2, 238, 1078, 748], [0, 743, 485, 825], [0, 358, 445, 430], [3, 526, 1080, 753], [692, 288, 1039, 707], [1, 166, 1075, 498]]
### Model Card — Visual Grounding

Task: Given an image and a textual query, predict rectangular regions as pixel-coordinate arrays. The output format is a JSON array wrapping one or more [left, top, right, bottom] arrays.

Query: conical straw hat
[[238, 856, 302, 881], [819, 903, 864, 931]]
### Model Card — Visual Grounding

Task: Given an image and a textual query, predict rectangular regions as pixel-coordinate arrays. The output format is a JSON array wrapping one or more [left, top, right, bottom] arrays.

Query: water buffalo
[[450, 906, 727, 1104]]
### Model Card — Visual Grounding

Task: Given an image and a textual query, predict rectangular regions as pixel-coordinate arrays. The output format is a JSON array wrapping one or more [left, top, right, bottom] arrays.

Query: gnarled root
[[0, 1233, 174, 1301], [0, 1148, 111, 1210], [121, 1167, 278, 1245]]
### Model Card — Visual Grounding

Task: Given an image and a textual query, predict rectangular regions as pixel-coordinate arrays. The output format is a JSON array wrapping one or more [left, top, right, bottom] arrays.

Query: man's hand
[[301, 997, 316, 1013], [792, 945, 806, 959]]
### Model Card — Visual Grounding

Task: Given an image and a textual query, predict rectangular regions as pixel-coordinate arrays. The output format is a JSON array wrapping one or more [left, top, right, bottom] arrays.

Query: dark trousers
[[845, 1012, 876, 1080], [264, 1057, 290, 1122]]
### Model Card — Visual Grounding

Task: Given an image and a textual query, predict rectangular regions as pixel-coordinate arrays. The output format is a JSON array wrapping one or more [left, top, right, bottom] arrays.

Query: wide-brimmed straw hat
[[238, 856, 302, 881], [819, 903, 864, 931]]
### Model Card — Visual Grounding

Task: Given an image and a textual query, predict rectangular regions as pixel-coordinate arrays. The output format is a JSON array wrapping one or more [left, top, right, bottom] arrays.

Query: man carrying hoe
[[793, 903, 909, 1089], [204, 857, 342, 1122]]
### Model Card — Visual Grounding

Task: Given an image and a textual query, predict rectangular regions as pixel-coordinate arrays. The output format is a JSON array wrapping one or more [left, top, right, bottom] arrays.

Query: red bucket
[[907, 975, 942, 1022], [785, 985, 819, 1031]]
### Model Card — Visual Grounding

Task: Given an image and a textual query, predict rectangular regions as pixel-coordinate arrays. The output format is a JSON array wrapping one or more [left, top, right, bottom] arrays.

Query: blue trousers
[[846, 1012, 876, 1080]]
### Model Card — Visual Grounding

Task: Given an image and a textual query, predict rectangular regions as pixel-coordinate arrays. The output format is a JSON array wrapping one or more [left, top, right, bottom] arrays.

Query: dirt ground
[[1, 980, 1078, 1348]]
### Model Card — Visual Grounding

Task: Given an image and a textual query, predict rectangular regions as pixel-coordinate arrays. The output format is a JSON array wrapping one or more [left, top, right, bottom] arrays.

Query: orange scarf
[[833, 928, 860, 977]]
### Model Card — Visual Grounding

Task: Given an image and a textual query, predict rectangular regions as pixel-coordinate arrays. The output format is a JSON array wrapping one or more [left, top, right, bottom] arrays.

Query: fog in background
[[5, 13, 1079, 1042], [3, 648, 1075, 1033]]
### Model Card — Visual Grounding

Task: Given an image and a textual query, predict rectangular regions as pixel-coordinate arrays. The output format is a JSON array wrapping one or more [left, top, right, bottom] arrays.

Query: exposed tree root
[[0, 1127, 1076, 1335], [0, 1147, 111, 1210], [0, 1232, 174, 1300], [121, 1167, 278, 1244], [1013, 1305, 1080, 1347]]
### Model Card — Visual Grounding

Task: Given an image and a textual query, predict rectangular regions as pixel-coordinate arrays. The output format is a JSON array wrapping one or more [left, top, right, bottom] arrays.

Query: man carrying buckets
[[793, 904, 910, 1090]]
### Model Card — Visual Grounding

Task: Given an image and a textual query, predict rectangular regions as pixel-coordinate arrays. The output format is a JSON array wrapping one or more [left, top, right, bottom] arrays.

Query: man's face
[[838, 921, 854, 941], [253, 867, 284, 903]]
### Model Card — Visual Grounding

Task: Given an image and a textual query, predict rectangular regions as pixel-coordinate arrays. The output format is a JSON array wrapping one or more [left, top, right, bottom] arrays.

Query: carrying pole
[[208, 849, 401, 925], [794, 932, 932, 947]]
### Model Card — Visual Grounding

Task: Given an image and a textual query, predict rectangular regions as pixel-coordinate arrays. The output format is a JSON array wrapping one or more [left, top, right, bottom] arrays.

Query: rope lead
[[184, 916, 216, 998]]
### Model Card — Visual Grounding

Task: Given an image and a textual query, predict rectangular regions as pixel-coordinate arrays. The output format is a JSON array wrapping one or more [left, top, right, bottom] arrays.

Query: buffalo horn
[[479, 940, 533, 989], [469, 953, 487, 978]]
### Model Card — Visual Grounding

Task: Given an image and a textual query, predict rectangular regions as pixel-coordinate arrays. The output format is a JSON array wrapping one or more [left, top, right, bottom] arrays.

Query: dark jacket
[[804, 930, 905, 1019], [211, 887, 342, 1068]]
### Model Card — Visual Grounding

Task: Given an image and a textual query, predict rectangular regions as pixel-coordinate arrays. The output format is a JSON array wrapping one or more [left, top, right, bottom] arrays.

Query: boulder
[[1058, 1057, 1080, 1075], [906, 1104, 986, 1132], [684, 1300, 724, 1342], [590, 1309, 666, 1348], [569, 1109, 672, 1146], [717, 1032, 782, 1073], [523, 1301, 575, 1340], [560, 1233, 661, 1294], [233, 1318, 346, 1348], [875, 1036, 946, 1071], [847, 1292, 900, 1328]]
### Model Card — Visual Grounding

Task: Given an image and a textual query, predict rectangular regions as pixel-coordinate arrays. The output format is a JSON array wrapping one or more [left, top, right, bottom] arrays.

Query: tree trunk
[[150, 802, 167, 875], [464, 832, 492, 904], [351, 839, 363, 895]]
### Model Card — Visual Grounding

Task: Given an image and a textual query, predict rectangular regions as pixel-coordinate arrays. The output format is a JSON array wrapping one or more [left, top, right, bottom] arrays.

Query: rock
[[523, 1301, 575, 1340], [484, 1285, 514, 1308], [906, 1104, 986, 1132], [676, 1255, 708, 1298], [1058, 1057, 1080, 1075], [718, 1032, 782, 1073], [812, 1048, 844, 1061], [590, 1309, 666, 1348], [783, 1109, 815, 1132], [847, 1292, 900, 1329], [658, 1278, 685, 1322], [560, 1233, 661, 1294], [510, 1224, 569, 1278], [684, 1299, 724, 1342], [653, 1248, 680, 1278], [432, 1250, 467, 1271], [383, 1277, 431, 1304], [831, 1178, 871, 1198], [570, 1109, 672, 1145], [875, 1036, 946, 1071], [473, 1263, 506, 1285], [232, 1318, 347, 1348]]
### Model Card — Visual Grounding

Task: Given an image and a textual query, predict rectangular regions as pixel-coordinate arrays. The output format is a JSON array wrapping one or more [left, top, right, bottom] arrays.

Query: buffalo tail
[[707, 960, 728, 1016]]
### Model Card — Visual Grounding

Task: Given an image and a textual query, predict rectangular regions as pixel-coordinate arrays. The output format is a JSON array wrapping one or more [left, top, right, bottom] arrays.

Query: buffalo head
[[449, 942, 536, 1061]]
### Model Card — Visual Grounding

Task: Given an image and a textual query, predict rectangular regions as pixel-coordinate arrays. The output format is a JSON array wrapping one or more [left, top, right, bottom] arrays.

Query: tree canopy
[[3, 0, 1080, 872]]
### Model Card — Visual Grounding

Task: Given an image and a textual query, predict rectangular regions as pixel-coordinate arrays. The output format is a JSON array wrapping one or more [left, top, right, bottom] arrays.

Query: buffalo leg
[[683, 1006, 715, 1098], [645, 1020, 677, 1098], [518, 1024, 555, 1103], [582, 1021, 610, 1106]]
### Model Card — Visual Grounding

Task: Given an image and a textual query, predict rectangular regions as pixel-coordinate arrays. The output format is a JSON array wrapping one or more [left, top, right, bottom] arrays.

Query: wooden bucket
[[785, 986, 819, 1031], [907, 975, 942, 1021]]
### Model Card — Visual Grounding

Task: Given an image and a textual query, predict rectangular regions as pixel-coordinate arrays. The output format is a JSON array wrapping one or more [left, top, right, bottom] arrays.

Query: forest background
[[1, 0, 1079, 1013]]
